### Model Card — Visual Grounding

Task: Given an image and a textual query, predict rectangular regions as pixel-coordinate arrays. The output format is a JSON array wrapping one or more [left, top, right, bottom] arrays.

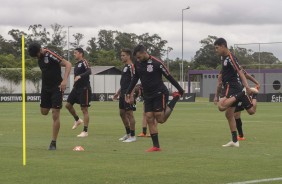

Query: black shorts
[[221, 83, 243, 107], [119, 96, 136, 111], [67, 87, 91, 107], [40, 87, 63, 109], [144, 92, 168, 113]]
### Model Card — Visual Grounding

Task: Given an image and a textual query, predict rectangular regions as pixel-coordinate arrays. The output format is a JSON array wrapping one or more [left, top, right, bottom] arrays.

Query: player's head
[[28, 42, 42, 58], [214, 38, 228, 56], [133, 44, 149, 62], [120, 48, 132, 63], [74, 47, 84, 60]]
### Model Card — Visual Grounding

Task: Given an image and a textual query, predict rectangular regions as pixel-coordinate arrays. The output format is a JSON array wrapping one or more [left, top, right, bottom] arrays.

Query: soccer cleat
[[237, 136, 246, 141], [118, 134, 129, 141], [146, 146, 161, 152], [123, 136, 136, 143], [72, 119, 84, 130], [48, 143, 56, 150], [77, 131, 88, 138], [222, 141, 239, 147], [172, 91, 181, 98], [137, 133, 146, 137]]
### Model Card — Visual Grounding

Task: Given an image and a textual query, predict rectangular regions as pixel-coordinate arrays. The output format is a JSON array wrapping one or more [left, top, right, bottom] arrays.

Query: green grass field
[[1, 101, 282, 184]]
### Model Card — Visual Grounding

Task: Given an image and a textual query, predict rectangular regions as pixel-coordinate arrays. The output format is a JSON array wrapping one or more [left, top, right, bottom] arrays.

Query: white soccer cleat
[[222, 141, 239, 147], [77, 131, 88, 138], [118, 134, 129, 141], [72, 119, 83, 130], [122, 136, 136, 143]]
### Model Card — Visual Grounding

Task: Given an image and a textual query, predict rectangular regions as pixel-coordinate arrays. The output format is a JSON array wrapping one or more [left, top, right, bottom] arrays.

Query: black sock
[[142, 127, 147, 135], [231, 131, 238, 143], [236, 118, 243, 137], [74, 115, 79, 121], [125, 127, 130, 134], [252, 93, 257, 99], [167, 96, 180, 110], [151, 133, 160, 148], [51, 140, 56, 145], [83, 126, 88, 132], [130, 130, 135, 137]]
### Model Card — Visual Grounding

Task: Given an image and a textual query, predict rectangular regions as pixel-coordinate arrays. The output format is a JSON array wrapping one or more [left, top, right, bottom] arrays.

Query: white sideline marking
[[227, 177, 282, 184]]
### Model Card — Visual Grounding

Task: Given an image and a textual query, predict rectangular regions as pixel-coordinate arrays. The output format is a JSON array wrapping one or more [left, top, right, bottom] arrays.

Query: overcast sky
[[1, 0, 282, 60]]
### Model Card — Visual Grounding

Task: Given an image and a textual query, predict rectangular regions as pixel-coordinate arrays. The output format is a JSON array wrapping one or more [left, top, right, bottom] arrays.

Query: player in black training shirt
[[113, 48, 137, 143], [65, 48, 92, 138], [28, 42, 71, 150], [214, 68, 260, 141], [125, 44, 184, 152], [214, 38, 257, 148]]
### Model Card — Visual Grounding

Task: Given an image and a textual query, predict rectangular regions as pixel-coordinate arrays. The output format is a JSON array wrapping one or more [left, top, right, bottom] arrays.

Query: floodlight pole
[[182, 6, 190, 89]]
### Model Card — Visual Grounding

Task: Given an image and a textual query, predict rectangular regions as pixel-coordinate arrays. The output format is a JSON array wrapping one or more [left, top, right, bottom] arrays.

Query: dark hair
[[75, 47, 84, 56], [133, 44, 147, 56], [214, 38, 227, 47], [28, 42, 41, 57], [121, 48, 132, 58]]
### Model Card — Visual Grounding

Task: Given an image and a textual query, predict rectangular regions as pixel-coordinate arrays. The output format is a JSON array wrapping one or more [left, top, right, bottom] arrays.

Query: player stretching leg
[[28, 42, 71, 150], [125, 44, 184, 152]]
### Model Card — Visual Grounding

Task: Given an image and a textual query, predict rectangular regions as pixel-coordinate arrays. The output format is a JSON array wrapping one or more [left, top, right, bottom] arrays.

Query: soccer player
[[65, 48, 92, 138], [28, 42, 71, 150], [214, 38, 255, 147], [214, 69, 260, 140], [125, 44, 184, 152], [113, 48, 137, 143]]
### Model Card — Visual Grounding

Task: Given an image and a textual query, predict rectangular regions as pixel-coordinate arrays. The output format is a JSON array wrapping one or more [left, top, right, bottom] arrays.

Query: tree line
[[0, 24, 281, 83]]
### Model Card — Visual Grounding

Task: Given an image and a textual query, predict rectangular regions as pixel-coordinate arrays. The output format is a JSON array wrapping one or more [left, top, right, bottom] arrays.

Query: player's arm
[[161, 63, 184, 96], [60, 59, 72, 91], [229, 54, 251, 94], [214, 72, 222, 104], [74, 60, 91, 82], [125, 70, 139, 103], [45, 49, 72, 91], [113, 88, 121, 100], [245, 72, 260, 90]]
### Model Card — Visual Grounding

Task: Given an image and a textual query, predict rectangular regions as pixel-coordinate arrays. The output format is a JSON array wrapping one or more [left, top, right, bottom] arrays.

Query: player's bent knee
[[218, 106, 226, 112]]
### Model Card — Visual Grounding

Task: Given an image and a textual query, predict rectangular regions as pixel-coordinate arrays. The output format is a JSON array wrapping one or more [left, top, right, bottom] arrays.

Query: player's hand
[[113, 93, 119, 100], [129, 95, 134, 104], [74, 76, 81, 83], [213, 96, 219, 105], [255, 84, 260, 91], [125, 94, 130, 103], [59, 80, 67, 92]]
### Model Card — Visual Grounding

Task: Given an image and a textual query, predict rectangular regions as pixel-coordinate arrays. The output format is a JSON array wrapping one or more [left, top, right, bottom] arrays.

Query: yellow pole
[[22, 35, 26, 166]]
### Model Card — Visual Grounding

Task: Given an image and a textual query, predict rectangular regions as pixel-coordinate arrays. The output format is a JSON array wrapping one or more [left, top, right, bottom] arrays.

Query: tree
[[70, 33, 84, 48], [27, 24, 50, 46], [193, 35, 219, 69], [114, 32, 137, 58], [137, 33, 167, 58], [86, 37, 98, 63], [97, 30, 115, 51], [252, 52, 279, 65], [8, 29, 27, 56], [49, 23, 66, 54]]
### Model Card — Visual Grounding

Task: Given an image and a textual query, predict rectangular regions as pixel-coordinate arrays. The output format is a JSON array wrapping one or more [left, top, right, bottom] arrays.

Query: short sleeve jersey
[[74, 59, 91, 88], [38, 49, 63, 89], [120, 63, 134, 95]]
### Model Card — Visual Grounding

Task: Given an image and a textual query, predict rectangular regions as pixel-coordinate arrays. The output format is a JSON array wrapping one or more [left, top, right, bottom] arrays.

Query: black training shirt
[[74, 59, 91, 88], [38, 49, 63, 89]]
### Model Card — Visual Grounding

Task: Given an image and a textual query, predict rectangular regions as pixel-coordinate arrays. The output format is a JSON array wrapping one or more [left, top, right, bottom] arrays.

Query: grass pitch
[[0, 101, 282, 184]]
